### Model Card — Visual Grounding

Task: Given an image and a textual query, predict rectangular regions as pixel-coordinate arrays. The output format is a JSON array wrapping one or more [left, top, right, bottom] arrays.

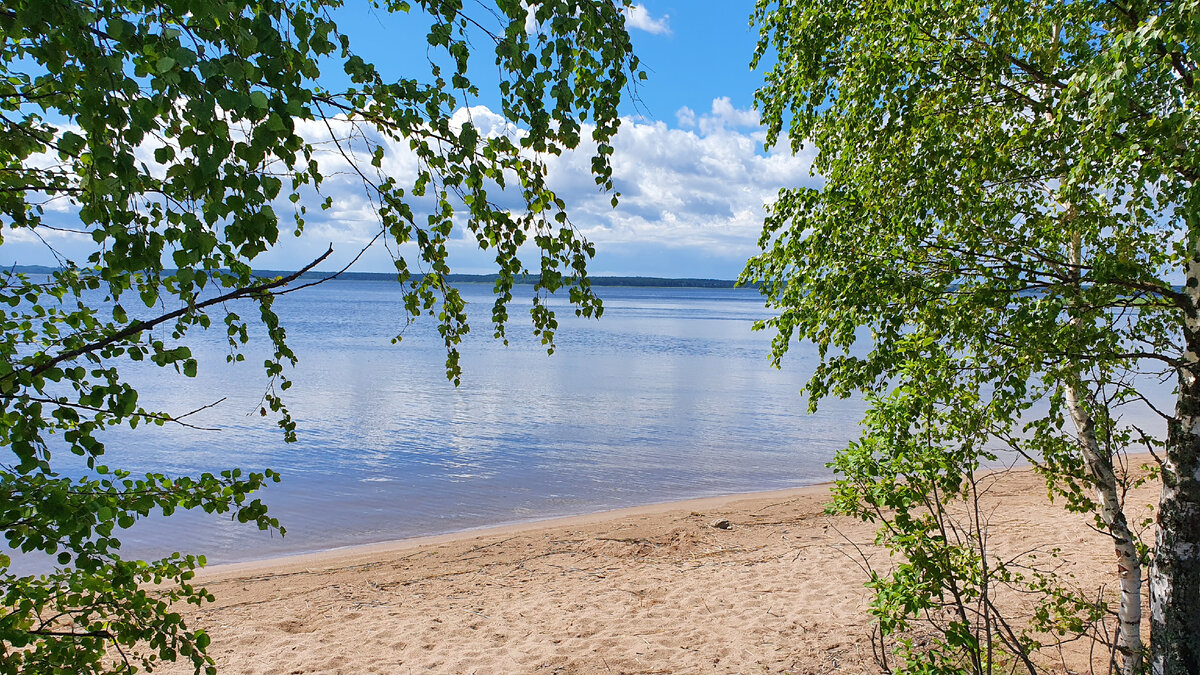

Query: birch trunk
[[1150, 236, 1200, 674], [1064, 226, 1144, 674], [1063, 385, 1144, 674]]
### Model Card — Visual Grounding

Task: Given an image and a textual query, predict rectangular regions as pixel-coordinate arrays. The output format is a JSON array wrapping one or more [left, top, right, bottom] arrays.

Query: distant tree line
[[8, 265, 747, 289]]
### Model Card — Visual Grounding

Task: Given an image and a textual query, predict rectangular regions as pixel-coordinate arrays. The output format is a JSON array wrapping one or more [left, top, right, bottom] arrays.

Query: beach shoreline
[[160, 461, 1156, 674], [198, 482, 837, 580]]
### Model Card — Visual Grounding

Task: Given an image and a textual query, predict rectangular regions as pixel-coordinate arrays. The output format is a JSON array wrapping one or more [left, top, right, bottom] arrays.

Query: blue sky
[[333, 2, 767, 124], [8, 3, 820, 280]]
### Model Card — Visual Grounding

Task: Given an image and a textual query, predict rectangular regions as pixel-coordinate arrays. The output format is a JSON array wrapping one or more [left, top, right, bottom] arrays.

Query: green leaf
[[0, 1, 637, 672], [747, 0, 1192, 670], [58, 131, 85, 156]]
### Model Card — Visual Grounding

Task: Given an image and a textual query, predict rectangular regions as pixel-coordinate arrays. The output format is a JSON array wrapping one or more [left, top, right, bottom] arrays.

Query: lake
[[30, 280, 868, 568]]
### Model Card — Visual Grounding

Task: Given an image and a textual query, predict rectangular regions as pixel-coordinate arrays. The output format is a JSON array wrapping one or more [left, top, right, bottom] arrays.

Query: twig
[[15, 247, 333, 382]]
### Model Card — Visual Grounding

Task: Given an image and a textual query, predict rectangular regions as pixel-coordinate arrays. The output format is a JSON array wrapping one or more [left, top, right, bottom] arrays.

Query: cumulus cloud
[[543, 112, 816, 261], [522, 2, 540, 34], [16, 97, 817, 279], [258, 97, 816, 277], [622, 4, 671, 35], [694, 97, 761, 135], [675, 106, 697, 128], [528, 3, 670, 37]]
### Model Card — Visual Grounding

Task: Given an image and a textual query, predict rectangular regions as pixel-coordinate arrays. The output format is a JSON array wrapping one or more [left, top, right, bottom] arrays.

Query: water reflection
[[23, 282, 867, 569]]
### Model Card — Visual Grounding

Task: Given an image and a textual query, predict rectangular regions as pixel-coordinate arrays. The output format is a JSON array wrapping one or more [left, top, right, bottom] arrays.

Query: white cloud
[[710, 97, 760, 128], [19, 98, 817, 279], [622, 5, 671, 35], [449, 105, 519, 139], [534, 98, 818, 269], [279, 97, 814, 276], [696, 97, 761, 135], [526, 3, 670, 39], [675, 106, 696, 128], [522, 2, 540, 34]]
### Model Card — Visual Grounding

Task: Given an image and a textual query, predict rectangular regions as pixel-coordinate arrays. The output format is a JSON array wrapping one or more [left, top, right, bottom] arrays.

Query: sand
[[160, 463, 1160, 674]]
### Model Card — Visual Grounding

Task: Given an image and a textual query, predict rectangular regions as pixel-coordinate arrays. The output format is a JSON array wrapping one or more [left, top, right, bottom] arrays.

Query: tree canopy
[[0, 0, 638, 672], [746, 0, 1200, 672]]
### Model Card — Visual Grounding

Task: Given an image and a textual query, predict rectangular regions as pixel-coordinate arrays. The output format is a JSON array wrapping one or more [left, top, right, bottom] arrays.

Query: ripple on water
[[20, 283, 870, 569]]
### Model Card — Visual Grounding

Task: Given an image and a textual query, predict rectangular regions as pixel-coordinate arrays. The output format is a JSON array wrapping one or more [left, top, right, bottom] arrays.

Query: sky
[[8, 2, 821, 280]]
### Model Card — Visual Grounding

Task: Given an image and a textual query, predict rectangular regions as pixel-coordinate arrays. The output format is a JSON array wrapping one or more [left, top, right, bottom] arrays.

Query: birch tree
[[745, 0, 1199, 672], [0, 0, 638, 672]]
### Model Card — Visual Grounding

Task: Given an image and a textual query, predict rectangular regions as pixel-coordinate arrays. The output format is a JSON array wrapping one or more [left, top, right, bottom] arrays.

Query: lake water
[[21, 280, 866, 569]]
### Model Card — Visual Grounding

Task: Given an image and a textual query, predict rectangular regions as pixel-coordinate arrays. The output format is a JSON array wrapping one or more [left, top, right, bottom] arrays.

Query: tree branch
[[12, 247, 333, 383]]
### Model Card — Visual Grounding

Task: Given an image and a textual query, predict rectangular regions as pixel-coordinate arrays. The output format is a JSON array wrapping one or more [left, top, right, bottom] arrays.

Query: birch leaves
[[747, 0, 1200, 671], [0, 1, 638, 672]]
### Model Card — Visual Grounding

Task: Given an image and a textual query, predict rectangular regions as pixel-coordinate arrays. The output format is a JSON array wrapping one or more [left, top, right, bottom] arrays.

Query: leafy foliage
[[745, 0, 1200, 671], [830, 402, 1110, 674], [0, 0, 638, 672]]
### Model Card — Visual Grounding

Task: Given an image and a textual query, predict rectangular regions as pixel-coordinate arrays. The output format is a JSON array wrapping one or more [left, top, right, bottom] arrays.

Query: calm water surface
[[29, 281, 868, 567]]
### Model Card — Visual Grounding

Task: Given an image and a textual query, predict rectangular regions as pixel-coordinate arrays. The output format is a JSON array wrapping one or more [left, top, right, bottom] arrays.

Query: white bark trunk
[[1062, 227, 1144, 673], [1149, 235, 1200, 674], [1063, 384, 1144, 674]]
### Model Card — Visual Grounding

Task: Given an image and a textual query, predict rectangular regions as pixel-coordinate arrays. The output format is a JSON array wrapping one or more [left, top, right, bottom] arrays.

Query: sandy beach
[[162, 463, 1159, 674]]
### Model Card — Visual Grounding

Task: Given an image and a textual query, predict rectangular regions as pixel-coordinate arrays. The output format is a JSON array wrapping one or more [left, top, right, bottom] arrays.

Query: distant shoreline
[[6, 264, 746, 289]]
